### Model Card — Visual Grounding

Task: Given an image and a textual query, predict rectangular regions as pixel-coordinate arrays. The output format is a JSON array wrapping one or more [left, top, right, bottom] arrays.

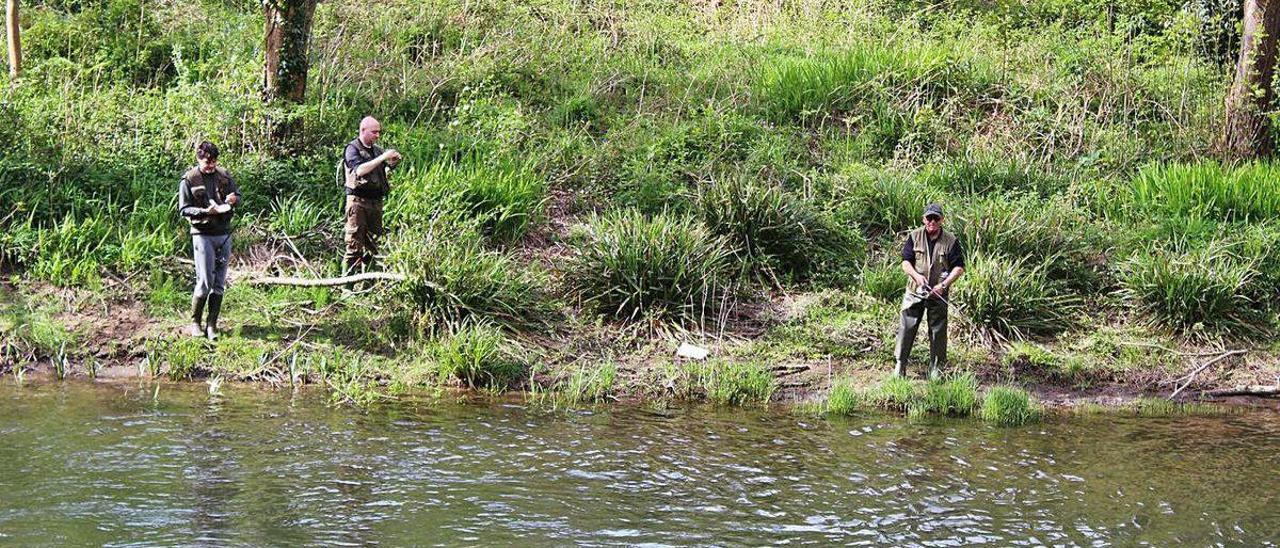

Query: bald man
[[342, 116, 401, 273]]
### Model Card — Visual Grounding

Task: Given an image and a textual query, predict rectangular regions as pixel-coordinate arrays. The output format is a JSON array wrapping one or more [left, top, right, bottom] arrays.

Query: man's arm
[[225, 175, 241, 206], [346, 145, 401, 178], [178, 178, 209, 218]]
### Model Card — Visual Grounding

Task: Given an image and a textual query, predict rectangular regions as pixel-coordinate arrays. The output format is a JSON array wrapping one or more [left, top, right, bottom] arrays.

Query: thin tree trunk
[[262, 0, 318, 151], [5, 0, 19, 79], [1222, 0, 1280, 159]]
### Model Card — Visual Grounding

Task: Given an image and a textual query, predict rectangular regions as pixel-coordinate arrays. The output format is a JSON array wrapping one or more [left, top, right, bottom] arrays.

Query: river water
[[1, 382, 1278, 546]]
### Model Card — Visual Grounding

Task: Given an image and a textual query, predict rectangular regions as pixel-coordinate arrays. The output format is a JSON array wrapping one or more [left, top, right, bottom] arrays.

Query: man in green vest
[[895, 203, 965, 377]]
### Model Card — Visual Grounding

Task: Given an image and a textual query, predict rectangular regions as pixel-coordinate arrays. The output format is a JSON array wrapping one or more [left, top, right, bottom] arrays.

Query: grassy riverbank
[[2, 0, 1279, 421]]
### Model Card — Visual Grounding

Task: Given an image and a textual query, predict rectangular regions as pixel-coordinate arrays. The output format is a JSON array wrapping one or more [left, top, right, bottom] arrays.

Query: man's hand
[[204, 204, 219, 215], [226, 194, 239, 206], [929, 284, 947, 299], [912, 273, 928, 288], [384, 149, 402, 166]]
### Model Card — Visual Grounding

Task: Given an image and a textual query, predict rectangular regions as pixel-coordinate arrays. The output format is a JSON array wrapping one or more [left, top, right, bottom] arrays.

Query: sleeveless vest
[[184, 166, 234, 228], [906, 227, 957, 294]]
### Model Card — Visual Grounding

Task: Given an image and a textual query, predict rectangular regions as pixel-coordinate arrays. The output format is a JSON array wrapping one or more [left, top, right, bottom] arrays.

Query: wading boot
[[205, 293, 224, 341], [189, 295, 206, 338]]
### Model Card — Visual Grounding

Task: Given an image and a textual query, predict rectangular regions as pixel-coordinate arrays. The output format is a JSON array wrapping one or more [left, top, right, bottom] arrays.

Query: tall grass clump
[[1117, 241, 1262, 336], [860, 253, 906, 302], [836, 168, 941, 235], [824, 376, 864, 415], [566, 210, 736, 325], [693, 360, 776, 406], [432, 322, 526, 391], [980, 386, 1042, 426], [919, 156, 1063, 196], [695, 175, 857, 285], [757, 42, 994, 123], [267, 195, 328, 237], [914, 373, 980, 417], [545, 362, 618, 406], [953, 253, 1082, 339], [1130, 162, 1280, 223], [387, 214, 549, 332], [954, 194, 1104, 290], [391, 158, 546, 243], [863, 375, 919, 411]]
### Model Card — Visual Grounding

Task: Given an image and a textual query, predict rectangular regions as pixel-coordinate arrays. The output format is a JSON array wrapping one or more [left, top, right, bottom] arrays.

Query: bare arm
[[354, 149, 401, 177], [902, 260, 925, 286]]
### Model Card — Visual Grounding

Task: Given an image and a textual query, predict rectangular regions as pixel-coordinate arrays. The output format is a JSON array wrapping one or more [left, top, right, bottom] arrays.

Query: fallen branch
[[1169, 349, 1249, 400], [243, 272, 407, 287], [1202, 385, 1280, 398]]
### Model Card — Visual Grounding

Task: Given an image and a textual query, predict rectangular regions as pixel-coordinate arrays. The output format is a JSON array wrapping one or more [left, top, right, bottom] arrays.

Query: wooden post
[[5, 0, 18, 79]]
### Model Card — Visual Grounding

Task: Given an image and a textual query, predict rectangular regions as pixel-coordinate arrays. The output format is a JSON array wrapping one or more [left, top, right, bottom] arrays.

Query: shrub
[[432, 322, 526, 391], [387, 214, 549, 332], [953, 253, 1082, 339], [695, 175, 858, 285], [980, 386, 1041, 426], [1130, 162, 1280, 223], [566, 209, 736, 325], [1117, 241, 1262, 336]]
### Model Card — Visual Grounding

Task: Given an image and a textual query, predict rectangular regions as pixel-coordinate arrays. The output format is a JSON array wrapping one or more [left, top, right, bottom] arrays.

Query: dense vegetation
[[1, 0, 1277, 411]]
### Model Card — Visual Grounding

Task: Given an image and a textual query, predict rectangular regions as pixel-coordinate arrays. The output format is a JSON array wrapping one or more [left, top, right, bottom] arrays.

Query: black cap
[[924, 203, 944, 218]]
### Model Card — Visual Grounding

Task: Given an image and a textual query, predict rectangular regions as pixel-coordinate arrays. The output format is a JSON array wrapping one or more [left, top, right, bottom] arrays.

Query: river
[[1, 382, 1277, 545]]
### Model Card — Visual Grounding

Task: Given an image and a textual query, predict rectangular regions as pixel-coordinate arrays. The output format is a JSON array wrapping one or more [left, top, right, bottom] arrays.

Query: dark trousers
[[895, 292, 948, 377], [343, 195, 384, 272]]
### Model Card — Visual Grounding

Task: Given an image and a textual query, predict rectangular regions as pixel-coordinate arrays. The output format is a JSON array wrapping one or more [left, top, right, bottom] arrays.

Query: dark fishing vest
[[344, 138, 389, 200], [184, 166, 235, 233], [906, 227, 957, 294]]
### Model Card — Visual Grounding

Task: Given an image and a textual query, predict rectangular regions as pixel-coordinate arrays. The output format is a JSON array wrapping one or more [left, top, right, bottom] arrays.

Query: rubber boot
[[205, 293, 224, 341], [189, 295, 206, 338]]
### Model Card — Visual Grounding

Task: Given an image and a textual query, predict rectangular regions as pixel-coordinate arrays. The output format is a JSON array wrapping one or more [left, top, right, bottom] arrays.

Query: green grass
[[695, 175, 858, 285], [824, 376, 864, 416], [980, 386, 1042, 426], [566, 209, 736, 325], [1134, 397, 1231, 417], [1117, 241, 1263, 337], [542, 361, 618, 407], [692, 360, 776, 406], [390, 158, 546, 243], [431, 322, 527, 391], [914, 372, 980, 417], [953, 253, 1082, 339], [1131, 162, 1280, 223], [388, 214, 550, 332]]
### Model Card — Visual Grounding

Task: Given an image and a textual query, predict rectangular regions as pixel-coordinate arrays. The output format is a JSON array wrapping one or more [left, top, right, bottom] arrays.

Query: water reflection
[[1, 382, 1278, 545]]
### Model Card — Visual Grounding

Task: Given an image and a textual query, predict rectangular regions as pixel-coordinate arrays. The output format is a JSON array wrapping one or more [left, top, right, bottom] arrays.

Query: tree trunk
[[262, 0, 318, 151], [1222, 0, 1280, 159], [5, 0, 19, 79]]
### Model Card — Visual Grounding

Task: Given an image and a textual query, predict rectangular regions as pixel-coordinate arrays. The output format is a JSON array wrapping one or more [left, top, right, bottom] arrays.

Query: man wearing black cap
[[895, 203, 965, 377]]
